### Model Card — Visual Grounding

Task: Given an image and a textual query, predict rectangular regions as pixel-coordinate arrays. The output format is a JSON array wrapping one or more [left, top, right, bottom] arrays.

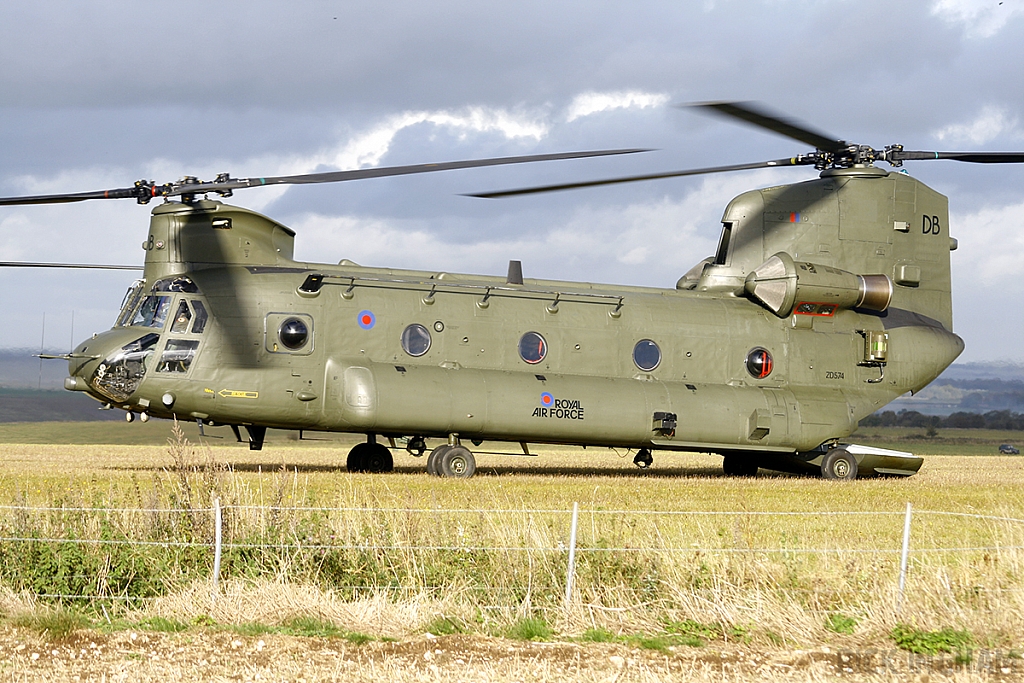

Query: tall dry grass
[[0, 429, 1023, 649]]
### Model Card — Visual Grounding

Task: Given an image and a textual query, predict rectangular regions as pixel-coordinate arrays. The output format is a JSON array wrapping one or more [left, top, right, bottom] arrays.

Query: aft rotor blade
[[0, 187, 142, 206], [466, 156, 815, 198], [893, 150, 1024, 164], [688, 101, 847, 155], [0, 149, 649, 207], [0, 261, 143, 270]]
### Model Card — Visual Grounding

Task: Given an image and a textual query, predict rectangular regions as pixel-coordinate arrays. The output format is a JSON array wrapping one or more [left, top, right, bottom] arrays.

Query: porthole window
[[633, 339, 661, 372], [746, 347, 774, 379], [518, 331, 547, 365], [401, 323, 432, 357], [279, 318, 309, 349]]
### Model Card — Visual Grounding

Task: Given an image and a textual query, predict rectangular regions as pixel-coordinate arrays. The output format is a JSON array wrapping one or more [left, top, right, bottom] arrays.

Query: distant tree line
[[861, 410, 1024, 430]]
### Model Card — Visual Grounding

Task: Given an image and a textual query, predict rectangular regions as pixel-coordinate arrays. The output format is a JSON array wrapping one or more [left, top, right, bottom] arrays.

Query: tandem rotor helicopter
[[4, 102, 1023, 480]]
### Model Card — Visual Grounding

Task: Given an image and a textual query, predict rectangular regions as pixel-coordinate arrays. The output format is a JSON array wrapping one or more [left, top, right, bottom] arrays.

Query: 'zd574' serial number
[[825, 371, 845, 380]]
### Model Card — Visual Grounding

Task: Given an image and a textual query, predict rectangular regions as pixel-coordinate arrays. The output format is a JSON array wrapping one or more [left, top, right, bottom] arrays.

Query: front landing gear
[[346, 434, 394, 473], [426, 444, 447, 476], [633, 448, 653, 469]]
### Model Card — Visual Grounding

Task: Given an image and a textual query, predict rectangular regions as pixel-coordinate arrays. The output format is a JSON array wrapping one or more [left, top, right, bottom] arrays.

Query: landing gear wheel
[[821, 449, 858, 480], [723, 454, 759, 477], [633, 448, 653, 469], [440, 445, 476, 478], [346, 443, 371, 472], [426, 445, 450, 476], [365, 443, 394, 473]]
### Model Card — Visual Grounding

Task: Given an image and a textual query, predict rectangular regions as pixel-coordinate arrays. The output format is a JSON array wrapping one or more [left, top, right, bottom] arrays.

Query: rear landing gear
[[633, 448, 653, 469], [346, 435, 394, 473], [821, 448, 857, 480]]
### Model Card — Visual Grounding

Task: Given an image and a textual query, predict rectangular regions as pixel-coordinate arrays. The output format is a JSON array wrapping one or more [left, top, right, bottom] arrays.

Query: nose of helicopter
[[63, 327, 161, 404]]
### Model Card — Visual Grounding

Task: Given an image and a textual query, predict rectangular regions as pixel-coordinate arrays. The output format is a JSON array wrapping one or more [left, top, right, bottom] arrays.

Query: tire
[[821, 449, 858, 480], [426, 445, 450, 476], [346, 443, 371, 472], [365, 443, 394, 473], [440, 445, 476, 478], [722, 454, 758, 477]]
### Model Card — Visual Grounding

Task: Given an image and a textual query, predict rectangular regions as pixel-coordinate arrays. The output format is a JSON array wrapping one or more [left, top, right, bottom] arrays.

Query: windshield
[[131, 295, 171, 329], [115, 280, 145, 327]]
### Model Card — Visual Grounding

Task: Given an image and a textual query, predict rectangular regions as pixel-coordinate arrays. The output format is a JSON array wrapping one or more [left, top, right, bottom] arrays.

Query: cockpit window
[[131, 295, 171, 328], [153, 276, 200, 293], [170, 301, 192, 334], [157, 339, 200, 373], [116, 280, 146, 327], [191, 300, 208, 334]]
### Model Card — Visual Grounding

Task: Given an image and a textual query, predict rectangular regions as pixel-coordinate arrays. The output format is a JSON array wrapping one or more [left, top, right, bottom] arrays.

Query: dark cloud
[[2, 1, 1024, 360]]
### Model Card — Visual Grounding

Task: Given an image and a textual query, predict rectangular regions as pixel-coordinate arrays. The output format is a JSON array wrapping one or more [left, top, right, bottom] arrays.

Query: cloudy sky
[[1, 0, 1023, 363]]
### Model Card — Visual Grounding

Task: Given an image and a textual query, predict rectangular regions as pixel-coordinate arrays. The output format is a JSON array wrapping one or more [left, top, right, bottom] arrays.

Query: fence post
[[212, 497, 222, 601], [564, 502, 579, 608], [897, 502, 912, 611]]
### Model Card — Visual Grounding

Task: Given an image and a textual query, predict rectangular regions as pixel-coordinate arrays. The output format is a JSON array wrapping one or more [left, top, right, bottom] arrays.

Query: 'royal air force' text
[[532, 399, 585, 420]]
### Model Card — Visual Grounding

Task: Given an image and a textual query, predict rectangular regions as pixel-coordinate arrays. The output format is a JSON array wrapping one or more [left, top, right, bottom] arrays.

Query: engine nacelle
[[744, 252, 892, 318]]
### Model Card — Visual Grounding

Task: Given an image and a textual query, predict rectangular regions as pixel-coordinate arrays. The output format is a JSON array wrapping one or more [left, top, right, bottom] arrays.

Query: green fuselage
[[67, 167, 965, 458]]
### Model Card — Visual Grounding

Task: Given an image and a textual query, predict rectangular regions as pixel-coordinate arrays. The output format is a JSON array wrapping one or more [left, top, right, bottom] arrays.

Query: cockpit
[[90, 276, 209, 402]]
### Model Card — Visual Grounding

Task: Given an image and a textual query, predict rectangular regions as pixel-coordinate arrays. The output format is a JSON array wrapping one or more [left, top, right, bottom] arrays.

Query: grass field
[[1, 419, 1024, 681]]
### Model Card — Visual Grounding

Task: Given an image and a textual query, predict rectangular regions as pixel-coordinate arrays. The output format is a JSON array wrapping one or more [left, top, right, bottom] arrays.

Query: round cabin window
[[633, 339, 662, 372], [401, 324, 432, 357], [279, 318, 309, 349], [746, 347, 774, 379], [518, 331, 547, 365]]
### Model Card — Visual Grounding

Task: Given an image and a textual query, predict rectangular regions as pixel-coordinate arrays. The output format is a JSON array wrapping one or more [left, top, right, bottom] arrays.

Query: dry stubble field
[[1, 422, 1024, 681]]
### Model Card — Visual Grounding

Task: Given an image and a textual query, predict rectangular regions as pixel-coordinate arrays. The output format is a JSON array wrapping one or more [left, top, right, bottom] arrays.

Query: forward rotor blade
[[688, 101, 847, 155], [466, 156, 815, 198], [0, 149, 649, 207], [0, 261, 142, 270], [893, 150, 1024, 164], [179, 149, 651, 196]]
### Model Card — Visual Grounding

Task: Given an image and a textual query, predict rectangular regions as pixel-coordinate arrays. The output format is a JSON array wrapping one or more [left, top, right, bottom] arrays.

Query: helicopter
[[4, 102, 1023, 480]]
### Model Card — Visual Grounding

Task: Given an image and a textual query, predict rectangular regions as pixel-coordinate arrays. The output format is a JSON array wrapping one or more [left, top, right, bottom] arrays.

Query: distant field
[[850, 425, 1023, 456], [0, 388, 123, 423]]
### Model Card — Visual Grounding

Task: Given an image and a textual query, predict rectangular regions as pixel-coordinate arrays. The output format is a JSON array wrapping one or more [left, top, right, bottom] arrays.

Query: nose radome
[[63, 328, 161, 404]]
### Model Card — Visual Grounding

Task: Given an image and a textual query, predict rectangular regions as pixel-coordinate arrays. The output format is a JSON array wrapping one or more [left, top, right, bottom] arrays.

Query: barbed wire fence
[[1, 502, 1023, 613]]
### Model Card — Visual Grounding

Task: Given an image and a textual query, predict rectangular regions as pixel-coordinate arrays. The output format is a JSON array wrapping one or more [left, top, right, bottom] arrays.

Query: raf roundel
[[540, 392, 554, 407], [357, 310, 376, 330]]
